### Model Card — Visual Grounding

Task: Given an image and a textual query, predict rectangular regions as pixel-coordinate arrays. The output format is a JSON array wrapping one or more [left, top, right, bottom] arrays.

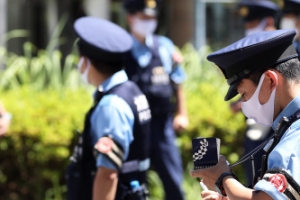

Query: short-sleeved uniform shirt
[[254, 94, 300, 199], [131, 34, 186, 84], [89, 70, 134, 170]]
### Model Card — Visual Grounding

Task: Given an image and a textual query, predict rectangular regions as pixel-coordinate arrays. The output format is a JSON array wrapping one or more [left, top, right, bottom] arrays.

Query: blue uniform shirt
[[90, 70, 134, 170], [131, 34, 186, 84], [254, 94, 300, 199]]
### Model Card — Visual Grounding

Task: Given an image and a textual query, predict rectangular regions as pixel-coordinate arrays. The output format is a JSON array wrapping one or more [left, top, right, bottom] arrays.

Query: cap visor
[[225, 82, 239, 101]]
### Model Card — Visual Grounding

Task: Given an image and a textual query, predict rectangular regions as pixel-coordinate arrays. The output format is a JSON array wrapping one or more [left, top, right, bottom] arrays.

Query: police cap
[[238, 0, 279, 22], [123, 0, 162, 16], [74, 16, 132, 65], [207, 29, 298, 101], [280, 0, 300, 15]]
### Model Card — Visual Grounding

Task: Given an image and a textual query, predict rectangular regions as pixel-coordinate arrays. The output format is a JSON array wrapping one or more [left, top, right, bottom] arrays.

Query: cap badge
[[239, 6, 249, 17], [152, 66, 165, 74], [146, 0, 156, 9], [244, 69, 250, 75], [278, 0, 284, 9]]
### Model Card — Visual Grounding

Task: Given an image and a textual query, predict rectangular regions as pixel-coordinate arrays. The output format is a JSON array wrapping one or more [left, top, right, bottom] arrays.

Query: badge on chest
[[151, 66, 170, 85]]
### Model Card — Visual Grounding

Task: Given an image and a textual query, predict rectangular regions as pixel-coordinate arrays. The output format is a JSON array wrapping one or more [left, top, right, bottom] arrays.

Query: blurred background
[[0, 0, 281, 199], [2, 0, 247, 56]]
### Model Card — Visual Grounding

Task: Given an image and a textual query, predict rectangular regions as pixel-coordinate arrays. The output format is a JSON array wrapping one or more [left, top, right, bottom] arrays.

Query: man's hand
[[0, 114, 11, 137], [0, 100, 11, 137], [173, 114, 189, 132], [201, 190, 229, 200], [190, 156, 231, 190]]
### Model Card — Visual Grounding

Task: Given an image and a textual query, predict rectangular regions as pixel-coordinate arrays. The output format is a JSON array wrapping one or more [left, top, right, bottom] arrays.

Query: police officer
[[230, 0, 280, 186], [191, 29, 300, 200], [123, 0, 189, 199], [66, 16, 151, 200], [238, 0, 279, 36], [279, 0, 300, 59]]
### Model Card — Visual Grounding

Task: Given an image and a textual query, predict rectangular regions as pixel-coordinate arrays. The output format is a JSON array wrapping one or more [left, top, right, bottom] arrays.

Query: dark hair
[[247, 58, 300, 85], [89, 59, 123, 75], [78, 49, 124, 75]]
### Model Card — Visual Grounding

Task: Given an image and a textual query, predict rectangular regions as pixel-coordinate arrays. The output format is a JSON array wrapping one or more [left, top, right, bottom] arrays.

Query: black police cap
[[74, 16, 132, 65], [238, 0, 279, 22], [207, 29, 298, 101], [123, 0, 162, 16], [280, 0, 300, 15]]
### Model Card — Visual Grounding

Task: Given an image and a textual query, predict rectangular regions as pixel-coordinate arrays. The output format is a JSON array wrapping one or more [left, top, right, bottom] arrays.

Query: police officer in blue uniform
[[191, 29, 300, 200], [66, 16, 151, 200], [279, 0, 300, 59], [123, 0, 189, 200], [238, 0, 279, 36], [232, 0, 279, 186]]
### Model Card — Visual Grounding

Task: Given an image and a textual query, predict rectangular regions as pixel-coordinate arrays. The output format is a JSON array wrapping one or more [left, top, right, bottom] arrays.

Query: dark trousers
[[150, 114, 185, 200]]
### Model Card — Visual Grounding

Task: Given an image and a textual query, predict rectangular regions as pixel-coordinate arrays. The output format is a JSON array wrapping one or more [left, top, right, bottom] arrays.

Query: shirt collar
[[272, 94, 300, 130], [131, 34, 154, 49], [99, 70, 128, 92]]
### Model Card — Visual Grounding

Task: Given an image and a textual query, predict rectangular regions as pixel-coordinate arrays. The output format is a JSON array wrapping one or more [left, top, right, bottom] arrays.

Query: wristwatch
[[215, 172, 238, 196]]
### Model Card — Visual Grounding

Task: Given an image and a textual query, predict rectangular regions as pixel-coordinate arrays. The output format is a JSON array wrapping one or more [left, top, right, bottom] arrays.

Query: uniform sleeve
[[254, 179, 287, 200], [90, 94, 134, 170], [158, 36, 186, 84], [254, 123, 300, 199]]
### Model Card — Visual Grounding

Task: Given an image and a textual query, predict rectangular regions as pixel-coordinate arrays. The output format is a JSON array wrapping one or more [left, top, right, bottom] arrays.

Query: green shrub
[[0, 86, 92, 200]]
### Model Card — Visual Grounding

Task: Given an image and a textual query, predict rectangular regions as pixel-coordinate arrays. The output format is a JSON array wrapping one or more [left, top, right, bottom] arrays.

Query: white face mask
[[241, 73, 277, 127], [245, 18, 268, 36], [131, 16, 157, 37], [280, 17, 296, 30], [77, 57, 90, 84], [280, 17, 299, 40]]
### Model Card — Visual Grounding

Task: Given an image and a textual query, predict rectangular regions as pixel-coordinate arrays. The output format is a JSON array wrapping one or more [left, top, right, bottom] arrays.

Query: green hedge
[[0, 87, 92, 200], [0, 42, 247, 200]]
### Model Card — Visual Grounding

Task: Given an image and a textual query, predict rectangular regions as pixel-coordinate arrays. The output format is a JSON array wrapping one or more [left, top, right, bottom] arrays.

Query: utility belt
[[116, 181, 149, 200], [121, 158, 150, 174]]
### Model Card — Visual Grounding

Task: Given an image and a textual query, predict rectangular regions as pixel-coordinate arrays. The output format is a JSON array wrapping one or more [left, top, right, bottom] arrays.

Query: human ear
[[127, 14, 134, 26], [264, 70, 278, 91]]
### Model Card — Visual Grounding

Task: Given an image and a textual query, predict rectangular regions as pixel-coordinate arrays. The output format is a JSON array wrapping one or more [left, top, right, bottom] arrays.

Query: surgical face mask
[[280, 17, 296, 30], [77, 57, 90, 84], [131, 16, 157, 37], [245, 18, 268, 36], [241, 73, 277, 127], [280, 17, 299, 40]]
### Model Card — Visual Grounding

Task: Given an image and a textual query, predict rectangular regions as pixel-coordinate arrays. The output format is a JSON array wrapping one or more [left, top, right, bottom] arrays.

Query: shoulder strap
[[229, 109, 300, 187], [259, 109, 300, 180]]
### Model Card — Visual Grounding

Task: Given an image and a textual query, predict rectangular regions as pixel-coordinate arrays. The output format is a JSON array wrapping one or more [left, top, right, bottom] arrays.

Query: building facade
[[0, 0, 262, 56]]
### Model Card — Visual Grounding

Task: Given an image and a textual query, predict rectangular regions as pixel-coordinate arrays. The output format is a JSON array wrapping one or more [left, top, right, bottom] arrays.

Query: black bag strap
[[229, 109, 300, 186], [259, 109, 300, 179]]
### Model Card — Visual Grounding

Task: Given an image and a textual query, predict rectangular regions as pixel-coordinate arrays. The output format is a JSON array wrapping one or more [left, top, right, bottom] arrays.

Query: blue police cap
[[123, 0, 161, 16], [74, 16, 132, 65], [238, 0, 279, 22], [207, 29, 298, 101], [280, 0, 300, 15]]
